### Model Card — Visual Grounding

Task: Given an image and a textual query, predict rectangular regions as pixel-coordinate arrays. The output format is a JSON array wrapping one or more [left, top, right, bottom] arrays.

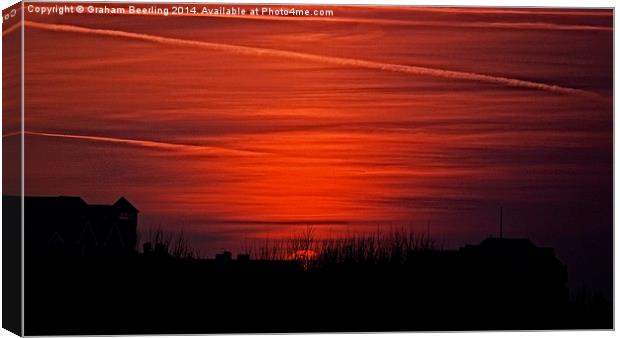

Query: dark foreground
[[26, 249, 611, 335]]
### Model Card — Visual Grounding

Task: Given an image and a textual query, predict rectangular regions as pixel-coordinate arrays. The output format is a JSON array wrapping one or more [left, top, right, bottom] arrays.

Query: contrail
[[2, 131, 21, 138], [360, 6, 612, 17], [217, 15, 612, 32], [56, 10, 611, 32], [2, 21, 21, 36], [7, 16, 610, 35], [15, 131, 260, 156], [441, 21, 611, 31], [24, 20, 602, 100], [3, 6, 612, 35]]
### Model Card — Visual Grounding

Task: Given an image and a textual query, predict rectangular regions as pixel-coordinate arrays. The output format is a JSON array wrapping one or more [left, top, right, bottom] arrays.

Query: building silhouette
[[458, 237, 569, 309], [23, 196, 138, 256]]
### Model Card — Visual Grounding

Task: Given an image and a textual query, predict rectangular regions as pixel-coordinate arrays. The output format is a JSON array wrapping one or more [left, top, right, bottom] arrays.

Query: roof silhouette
[[24, 195, 139, 255], [113, 197, 139, 212]]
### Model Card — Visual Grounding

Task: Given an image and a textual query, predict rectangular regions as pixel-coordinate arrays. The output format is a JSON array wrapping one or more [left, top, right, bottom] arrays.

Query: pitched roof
[[113, 197, 139, 212]]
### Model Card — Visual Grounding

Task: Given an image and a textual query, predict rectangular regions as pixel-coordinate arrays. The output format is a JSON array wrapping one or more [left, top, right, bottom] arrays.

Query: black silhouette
[[14, 195, 611, 335], [23, 196, 138, 257]]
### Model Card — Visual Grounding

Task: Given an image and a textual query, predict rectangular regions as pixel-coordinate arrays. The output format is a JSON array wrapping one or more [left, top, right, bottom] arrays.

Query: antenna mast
[[499, 207, 503, 239]]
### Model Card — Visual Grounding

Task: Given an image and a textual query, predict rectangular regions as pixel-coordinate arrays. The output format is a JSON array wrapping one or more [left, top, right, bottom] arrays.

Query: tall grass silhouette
[[245, 226, 438, 270], [141, 228, 197, 259]]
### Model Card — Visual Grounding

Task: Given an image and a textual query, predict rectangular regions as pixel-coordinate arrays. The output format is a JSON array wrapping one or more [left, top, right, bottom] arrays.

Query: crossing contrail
[[44, 10, 612, 32], [24, 20, 603, 100]]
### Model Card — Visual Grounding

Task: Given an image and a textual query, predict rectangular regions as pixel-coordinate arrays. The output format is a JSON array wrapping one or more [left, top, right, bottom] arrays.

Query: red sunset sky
[[3, 4, 613, 294]]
